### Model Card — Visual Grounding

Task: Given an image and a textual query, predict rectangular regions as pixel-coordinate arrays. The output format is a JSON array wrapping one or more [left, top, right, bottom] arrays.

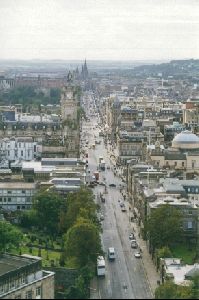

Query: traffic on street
[[80, 92, 153, 299]]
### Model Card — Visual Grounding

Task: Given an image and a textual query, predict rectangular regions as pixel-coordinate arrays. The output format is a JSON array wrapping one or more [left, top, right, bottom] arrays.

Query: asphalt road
[[81, 93, 153, 299]]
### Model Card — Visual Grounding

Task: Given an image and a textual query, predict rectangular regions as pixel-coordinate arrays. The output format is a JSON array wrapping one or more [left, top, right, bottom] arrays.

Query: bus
[[97, 256, 105, 276]]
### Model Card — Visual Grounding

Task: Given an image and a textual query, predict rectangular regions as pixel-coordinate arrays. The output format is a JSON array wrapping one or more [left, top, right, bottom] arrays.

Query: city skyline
[[0, 0, 199, 61]]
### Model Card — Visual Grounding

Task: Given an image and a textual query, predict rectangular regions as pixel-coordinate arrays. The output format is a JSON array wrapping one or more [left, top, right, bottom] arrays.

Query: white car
[[129, 233, 135, 240], [134, 252, 142, 258]]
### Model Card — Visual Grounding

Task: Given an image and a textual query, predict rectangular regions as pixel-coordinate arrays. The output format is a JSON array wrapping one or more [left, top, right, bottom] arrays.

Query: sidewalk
[[90, 277, 100, 299], [131, 219, 160, 296]]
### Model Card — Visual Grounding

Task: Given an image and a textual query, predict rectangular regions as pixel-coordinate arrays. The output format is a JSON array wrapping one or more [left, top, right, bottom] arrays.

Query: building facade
[[0, 254, 54, 299]]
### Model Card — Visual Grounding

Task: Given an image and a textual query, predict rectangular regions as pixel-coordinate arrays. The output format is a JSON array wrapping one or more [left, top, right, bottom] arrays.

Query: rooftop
[[0, 182, 35, 189], [0, 254, 40, 277]]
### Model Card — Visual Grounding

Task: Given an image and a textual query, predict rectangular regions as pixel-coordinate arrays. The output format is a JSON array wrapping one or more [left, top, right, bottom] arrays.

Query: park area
[[10, 231, 63, 268]]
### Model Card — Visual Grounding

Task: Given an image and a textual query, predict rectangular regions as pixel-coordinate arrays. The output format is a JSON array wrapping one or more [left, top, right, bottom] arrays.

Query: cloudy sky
[[0, 0, 198, 61]]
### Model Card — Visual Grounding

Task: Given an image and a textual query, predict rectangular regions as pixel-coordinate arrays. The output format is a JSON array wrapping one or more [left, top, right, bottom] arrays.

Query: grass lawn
[[171, 244, 198, 265]]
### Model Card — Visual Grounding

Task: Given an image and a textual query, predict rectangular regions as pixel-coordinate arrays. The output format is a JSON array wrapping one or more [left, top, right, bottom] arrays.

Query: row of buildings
[[0, 68, 90, 298], [94, 72, 199, 290]]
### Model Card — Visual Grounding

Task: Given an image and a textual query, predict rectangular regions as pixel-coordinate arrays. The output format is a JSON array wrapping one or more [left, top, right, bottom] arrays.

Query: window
[[187, 221, 193, 229], [0, 198, 2, 202], [174, 162, 177, 166], [36, 287, 41, 297], [22, 190, 26, 194], [182, 162, 185, 167], [8, 191, 12, 194], [8, 198, 11, 202], [21, 150, 23, 156], [26, 290, 32, 299]]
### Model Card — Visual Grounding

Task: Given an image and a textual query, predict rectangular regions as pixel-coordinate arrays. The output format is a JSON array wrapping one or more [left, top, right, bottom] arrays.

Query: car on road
[[120, 202, 125, 208], [108, 247, 116, 261], [131, 240, 138, 249], [129, 233, 135, 240], [121, 206, 127, 212], [109, 183, 116, 187], [99, 214, 104, 221], [99, 182, 106, 186], [134, 252, 142, 258]]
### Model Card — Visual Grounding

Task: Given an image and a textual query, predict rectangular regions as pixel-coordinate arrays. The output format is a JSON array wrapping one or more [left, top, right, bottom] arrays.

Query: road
[[81, 92, 153, 299]]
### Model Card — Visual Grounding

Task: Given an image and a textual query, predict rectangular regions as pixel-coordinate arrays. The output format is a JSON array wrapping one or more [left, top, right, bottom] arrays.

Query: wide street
[[80, 92, 153, 299]]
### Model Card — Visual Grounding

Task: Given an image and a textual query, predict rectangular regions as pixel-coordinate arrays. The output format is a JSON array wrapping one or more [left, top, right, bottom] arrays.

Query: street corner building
[[0, 254, 55, 299]]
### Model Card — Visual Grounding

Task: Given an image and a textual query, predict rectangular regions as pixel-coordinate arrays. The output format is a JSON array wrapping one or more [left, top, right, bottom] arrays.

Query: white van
[[108, 247, 116, 261], [97, 256, 106, 276]]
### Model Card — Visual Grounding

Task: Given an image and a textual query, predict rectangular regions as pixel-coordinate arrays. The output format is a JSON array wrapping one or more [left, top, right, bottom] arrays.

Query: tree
[[33, 190, 66, 235], [61, 187, 99, 232], [0, 221, 23, 253], [191, 275, 199, 299], [64, 217, 102, 268], [146, 205, 183, 252], [20, 210, 39, 229], [155, 281, 193, 299], [155, 246, 172, 271]]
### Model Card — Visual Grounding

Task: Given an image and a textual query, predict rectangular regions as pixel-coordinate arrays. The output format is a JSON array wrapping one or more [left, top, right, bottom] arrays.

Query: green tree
[[0, 221, 23, 253], [146, 205, 183, 252], [191, 275, 199, 299], [155, 281, 193, 299], [20, 209, 39, 229], [33, 190, 66, 235], [64, 217, 102, 267], [61, 187, 99, 232], [155, 246, 172, 270]]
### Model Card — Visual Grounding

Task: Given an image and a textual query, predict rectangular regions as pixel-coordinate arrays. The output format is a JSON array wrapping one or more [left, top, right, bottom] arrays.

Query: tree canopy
[[146, 205, 183, 250], [0, 221, 23, 253], [61, 187, 99, 232], [155, 280, 197, 299], [33, 190, 66, 235], [64, 217, 102, 268]]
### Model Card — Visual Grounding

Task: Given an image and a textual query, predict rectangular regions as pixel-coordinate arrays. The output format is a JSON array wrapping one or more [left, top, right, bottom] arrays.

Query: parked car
[[99, 214, 104, 221], [134, 252, 142, 258], [99, 182, 106, 186], [121, 206, 127, 212], [131, 240, 138, 249], [129, 233, 135, 240], [109, 183, 116, 187]]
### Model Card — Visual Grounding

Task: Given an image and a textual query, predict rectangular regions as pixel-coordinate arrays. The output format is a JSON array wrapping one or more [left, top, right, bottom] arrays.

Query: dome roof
[[172, 131, 199, 150]]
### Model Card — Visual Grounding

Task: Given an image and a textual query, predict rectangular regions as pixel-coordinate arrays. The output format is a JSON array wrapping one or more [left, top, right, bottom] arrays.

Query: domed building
[[172, 131, 199, 150], [150, 130, 199, 173]]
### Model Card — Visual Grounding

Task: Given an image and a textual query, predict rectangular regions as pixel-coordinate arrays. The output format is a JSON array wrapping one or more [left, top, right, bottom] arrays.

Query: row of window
[[6, 150, 34, 157], [1, 287, 41, 299], [0, 190, 32, 194], [0, 197, 32, 203], [0, 205, 28, 210]]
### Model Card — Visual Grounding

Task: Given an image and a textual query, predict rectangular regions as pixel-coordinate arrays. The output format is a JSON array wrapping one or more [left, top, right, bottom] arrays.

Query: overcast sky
[[0, 0, 198, 61]]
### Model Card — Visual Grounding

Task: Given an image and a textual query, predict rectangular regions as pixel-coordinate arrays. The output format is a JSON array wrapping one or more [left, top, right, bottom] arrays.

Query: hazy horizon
[[0, 0, 199, 61]]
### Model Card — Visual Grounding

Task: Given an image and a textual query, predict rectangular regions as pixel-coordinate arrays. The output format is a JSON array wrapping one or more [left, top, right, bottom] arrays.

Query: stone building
[[150, 131, 199, 173], [0, 254, 54, 299]]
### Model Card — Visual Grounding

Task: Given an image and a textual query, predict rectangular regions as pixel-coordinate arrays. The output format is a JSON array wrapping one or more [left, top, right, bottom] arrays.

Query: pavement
[[131, 219, 160, 295]]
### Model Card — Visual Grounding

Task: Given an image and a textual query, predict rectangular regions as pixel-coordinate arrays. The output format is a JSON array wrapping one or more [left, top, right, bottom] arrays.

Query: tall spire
[[84, 58, 88, 79]]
